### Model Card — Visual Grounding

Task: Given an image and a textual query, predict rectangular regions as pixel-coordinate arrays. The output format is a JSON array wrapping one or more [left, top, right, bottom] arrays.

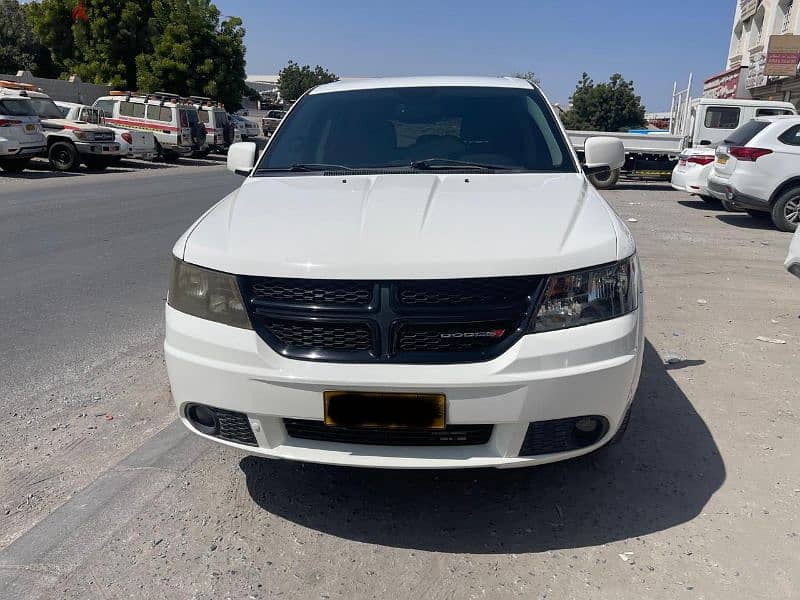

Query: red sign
[[704, 68, 742, 99]]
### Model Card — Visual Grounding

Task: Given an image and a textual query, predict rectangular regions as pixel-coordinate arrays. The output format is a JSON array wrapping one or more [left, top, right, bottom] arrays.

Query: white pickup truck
[[568, 77, 796, 189]]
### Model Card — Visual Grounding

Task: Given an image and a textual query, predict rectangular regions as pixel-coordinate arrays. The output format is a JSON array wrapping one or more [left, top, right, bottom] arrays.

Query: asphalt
[[1, 167, 799, 599]]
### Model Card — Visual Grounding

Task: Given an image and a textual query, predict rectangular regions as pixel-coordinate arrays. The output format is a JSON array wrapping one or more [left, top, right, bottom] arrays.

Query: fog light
[[185, 403, 219, 436], [575, 417, 599, 433]]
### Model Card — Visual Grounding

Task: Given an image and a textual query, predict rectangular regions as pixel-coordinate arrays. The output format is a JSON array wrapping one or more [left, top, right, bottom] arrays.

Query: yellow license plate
[[324, 391, 446, 430], [718, 156, 728, 165], [25, 124, 35, 132]]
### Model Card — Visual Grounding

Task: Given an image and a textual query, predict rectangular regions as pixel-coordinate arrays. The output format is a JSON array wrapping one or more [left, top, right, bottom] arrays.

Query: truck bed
[[568, 130, 685, 155]]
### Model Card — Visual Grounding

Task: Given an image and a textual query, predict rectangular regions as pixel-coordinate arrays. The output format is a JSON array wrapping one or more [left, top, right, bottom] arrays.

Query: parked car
[[8, 86, 122, 171], [94, 92, 206, 162], [190, 97, 235, 156], [708, 116, 800, 231], [786, 227, 800, 278], [55, 101, 156, 162], [0, 81, 46, 173], [165, 76, 641, 470], [261, 109, 286, 136], [230, 114, 259, 139], [671, 147, 716, 202]]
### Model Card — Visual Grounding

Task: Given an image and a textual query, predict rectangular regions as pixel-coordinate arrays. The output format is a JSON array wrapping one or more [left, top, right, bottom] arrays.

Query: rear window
[[756, 108, 795, 117], [724, 120, 770, 146], [705, 106, 740, 129], [778, 124, 800, 146], [0, 98, 37, 116]]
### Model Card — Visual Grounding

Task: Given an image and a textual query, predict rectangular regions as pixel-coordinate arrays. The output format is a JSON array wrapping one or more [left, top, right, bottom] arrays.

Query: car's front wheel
[[48, 141, 79, 171], [771, 188, 800, 232], [0, 157, 31, 173]]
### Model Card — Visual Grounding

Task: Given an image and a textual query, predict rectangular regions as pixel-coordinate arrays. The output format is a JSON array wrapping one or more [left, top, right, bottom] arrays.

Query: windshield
[[256, 86, 576, 173], [30, 98, 64, 119]]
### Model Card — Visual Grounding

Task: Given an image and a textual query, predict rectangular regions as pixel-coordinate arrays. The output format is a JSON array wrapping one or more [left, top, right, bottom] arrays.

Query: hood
[[41, 118, 110, 132], [182, 173, 625, 279]]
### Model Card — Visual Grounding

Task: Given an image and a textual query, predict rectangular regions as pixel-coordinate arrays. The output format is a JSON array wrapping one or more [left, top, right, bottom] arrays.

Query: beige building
[[715, 0, 800, 105]]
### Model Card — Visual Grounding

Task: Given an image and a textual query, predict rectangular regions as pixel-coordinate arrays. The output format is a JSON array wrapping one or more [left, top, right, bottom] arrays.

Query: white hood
[[181, 173, 628, 279]]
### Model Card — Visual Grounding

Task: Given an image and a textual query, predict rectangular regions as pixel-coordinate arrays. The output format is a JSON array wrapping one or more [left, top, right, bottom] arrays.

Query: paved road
[[1, 169, 798, 599]]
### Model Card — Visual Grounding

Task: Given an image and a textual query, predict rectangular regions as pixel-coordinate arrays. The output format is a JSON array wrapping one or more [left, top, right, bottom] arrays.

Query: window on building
[[704, 106, 741, 129]]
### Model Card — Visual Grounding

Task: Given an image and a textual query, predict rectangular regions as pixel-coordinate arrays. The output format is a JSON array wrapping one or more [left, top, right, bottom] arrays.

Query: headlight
[[73, 131, 88, 140], [530, 255, 639, 333], [168, 257, 252, 329]]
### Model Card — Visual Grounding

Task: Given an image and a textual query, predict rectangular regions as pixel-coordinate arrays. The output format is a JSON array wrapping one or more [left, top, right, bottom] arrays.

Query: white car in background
[[0, 84, 45, 173], [708, 116, 800, 231], [55, 101, 156, 161], [671, 147, 716, 202], [786, 227, 800, 278], [230, 114, 259, 139]]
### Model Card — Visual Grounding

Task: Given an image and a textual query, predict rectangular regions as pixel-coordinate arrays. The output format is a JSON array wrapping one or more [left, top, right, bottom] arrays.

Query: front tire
[[588, 168, 620, 190], [771, 188, 800, 232], [0, 158, 31, 173], [48, 141, 79, 171]]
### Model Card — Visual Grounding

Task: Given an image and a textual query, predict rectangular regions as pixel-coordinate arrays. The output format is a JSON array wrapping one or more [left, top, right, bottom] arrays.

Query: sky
[[217, 0, 735, 112]]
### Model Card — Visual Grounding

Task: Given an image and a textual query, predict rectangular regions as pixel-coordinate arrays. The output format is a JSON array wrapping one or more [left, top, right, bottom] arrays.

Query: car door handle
[[163, 130, 171, 134]]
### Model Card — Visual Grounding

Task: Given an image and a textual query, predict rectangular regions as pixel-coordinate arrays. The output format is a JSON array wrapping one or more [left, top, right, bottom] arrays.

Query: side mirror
[[227, 142, 257, 176], [583, 136, 625, 176]]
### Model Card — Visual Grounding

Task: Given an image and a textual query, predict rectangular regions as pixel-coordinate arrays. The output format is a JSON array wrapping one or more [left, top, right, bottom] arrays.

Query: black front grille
[[264, 318, 373, 352], [93, 132, 115, 142], [239, 275, 543, 364], [215, 408, 258, 446], [284, 419, 493, 446], [396, 321, 516, 353], [250, 278, 374, 309]]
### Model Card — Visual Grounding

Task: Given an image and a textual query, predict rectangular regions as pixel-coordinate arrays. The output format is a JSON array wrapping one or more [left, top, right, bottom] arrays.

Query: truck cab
[[686, 98, 796, 148]]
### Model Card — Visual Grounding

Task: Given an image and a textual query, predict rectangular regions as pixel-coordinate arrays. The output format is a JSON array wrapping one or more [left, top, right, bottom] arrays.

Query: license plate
[[324, 391, 446, 430], [25, 124, 35, 132], [717, 156, 728, 165]]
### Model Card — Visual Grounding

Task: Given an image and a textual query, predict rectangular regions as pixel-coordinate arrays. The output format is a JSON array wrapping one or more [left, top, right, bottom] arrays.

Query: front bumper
[[75, 141, 121, 156], [165, 302, 644, 469]]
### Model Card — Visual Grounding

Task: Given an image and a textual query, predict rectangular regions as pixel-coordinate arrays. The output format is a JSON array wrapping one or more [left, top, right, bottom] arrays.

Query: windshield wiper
[[410, 158, 517, 171], [257, 163, 356, 173]]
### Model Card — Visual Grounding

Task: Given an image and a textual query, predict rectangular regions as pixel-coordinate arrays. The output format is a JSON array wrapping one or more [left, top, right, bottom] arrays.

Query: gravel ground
[[0, 175, 798, 599]]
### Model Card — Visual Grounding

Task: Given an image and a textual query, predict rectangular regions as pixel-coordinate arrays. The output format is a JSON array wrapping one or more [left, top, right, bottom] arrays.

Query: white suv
[[708, 116, 800, 231], [0, 83, 45, 173], [165, 77, 641, 469]]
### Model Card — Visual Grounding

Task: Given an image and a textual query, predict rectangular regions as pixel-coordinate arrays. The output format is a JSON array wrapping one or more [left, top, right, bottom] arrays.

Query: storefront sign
[[766, 34, 800, 76], [747, 51, 768, 89], [740, 0, 758, 21], [704, 67, 742, 99]]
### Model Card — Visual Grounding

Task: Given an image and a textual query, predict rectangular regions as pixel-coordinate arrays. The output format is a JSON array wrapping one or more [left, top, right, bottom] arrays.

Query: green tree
[[512, 71, 541, 87], [562, 73, 646, 132], [277, 61, 338, 102], [27, 0, 153, 87], [0, 0, 43, 74], [136, 0, 248, 109]]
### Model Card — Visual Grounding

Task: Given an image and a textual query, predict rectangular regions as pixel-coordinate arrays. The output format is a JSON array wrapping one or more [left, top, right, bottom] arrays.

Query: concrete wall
[[0, 71, 110, 104]]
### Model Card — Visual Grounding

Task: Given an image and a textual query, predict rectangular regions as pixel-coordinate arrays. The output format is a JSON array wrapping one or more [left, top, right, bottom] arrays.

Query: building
[[710, 0, 800, 105]]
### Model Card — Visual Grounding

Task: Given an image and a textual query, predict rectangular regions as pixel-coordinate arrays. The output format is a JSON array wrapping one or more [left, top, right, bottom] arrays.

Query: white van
[[94, 92, 207, 162]]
